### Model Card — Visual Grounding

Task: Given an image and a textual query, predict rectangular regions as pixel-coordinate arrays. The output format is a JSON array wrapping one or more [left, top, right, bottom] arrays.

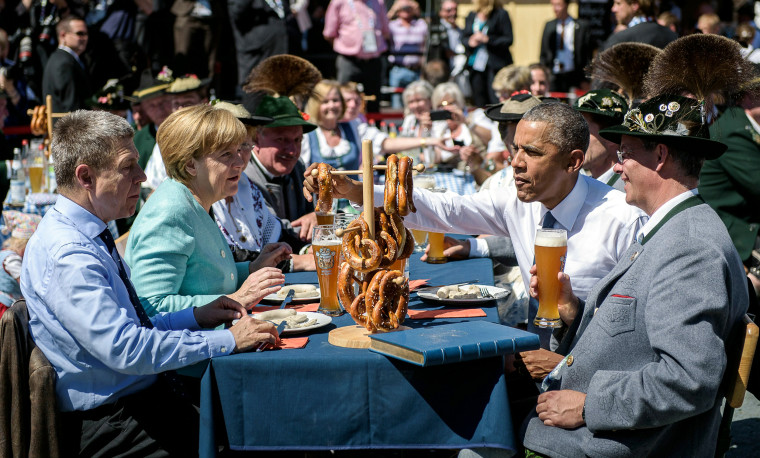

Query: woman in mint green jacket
[[126, 105, 291, 316]]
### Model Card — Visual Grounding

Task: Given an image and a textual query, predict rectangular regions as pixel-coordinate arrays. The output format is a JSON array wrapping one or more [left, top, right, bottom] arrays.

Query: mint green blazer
[[125, 179, 249, 316]]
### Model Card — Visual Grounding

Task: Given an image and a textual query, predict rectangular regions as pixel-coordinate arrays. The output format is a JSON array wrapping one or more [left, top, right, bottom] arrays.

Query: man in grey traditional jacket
[[522, 34, 751, 457]]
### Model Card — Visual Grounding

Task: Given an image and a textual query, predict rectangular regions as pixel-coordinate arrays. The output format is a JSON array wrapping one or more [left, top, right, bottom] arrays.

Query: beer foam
[[535, 232, 567, 247], [314, 240, 342, 247]]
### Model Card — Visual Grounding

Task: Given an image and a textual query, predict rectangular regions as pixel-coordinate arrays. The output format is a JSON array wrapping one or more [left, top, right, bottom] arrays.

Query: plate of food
[[233, 309, 333, 334], [262, 284, 320, 304], [416, 284, 509, 305]]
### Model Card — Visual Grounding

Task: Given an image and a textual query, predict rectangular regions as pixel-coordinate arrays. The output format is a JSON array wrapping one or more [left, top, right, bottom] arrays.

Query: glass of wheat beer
[[312, 225, 344, 316], [534, 228, 567, 328]]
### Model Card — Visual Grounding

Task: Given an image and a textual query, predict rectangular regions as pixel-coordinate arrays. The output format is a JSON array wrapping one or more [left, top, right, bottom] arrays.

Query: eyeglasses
[[71, 31, 88, 37], [616, 150, 633, 164]]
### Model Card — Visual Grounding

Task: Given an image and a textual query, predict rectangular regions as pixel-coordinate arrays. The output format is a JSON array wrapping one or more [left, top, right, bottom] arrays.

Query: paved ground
[[728, 392, 760, 457]]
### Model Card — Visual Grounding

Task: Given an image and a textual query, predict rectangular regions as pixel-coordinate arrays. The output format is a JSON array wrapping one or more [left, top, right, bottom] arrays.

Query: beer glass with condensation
[[312, 225, 344, 316], [534, 228, 567, 328]]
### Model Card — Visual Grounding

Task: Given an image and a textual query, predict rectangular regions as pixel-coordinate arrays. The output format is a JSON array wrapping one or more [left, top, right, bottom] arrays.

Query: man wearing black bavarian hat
[[573, 89, 628, 191], [522, 34, 751, 457]]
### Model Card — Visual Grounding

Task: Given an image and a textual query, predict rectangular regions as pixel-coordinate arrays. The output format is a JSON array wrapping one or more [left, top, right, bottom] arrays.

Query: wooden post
[[362, 140, 375, 239]]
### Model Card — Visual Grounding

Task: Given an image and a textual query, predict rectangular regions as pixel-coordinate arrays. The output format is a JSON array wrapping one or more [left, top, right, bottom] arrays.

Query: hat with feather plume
[[600, 35, 758, 159], [588, 42, 661, 106], [241, 55, 320, 132]]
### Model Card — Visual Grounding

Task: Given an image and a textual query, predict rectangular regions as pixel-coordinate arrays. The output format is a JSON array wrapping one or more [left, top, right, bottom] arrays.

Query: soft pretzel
[[341, 217, 382, 273], [397, 156, 416, 215], [384, 155, 398, 215], [316, 163, 333, 213]]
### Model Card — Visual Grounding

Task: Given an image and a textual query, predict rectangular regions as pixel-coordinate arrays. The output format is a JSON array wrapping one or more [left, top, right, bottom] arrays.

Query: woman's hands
[[228, 266, 285, 309], [249, 242, 292, 271]]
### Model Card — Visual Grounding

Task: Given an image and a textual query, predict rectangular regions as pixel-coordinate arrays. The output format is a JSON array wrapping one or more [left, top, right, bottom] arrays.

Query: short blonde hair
[[492, 65, 532, 97], [157, 105, 246, 185], [304, 80, 345, 125], [2, 237, 28, 254]]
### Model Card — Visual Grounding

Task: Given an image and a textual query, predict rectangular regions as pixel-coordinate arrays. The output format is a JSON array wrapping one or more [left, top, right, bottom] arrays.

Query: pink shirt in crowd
[[323, 0, 391, 59]]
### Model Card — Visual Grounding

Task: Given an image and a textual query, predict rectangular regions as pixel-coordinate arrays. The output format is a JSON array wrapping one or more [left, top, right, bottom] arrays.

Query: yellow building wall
[[457, 1, 580, 66]]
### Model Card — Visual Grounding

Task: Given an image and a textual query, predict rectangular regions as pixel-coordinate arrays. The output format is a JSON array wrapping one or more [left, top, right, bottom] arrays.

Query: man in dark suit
[[601, 0, 677, 51], [228, 0, 289, 89], [539, 0, 592, 93], [42, 16, 91, 113]]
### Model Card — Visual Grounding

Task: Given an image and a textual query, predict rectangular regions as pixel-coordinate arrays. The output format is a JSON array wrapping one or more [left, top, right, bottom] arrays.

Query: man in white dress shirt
[[304, 101, 646, 334]]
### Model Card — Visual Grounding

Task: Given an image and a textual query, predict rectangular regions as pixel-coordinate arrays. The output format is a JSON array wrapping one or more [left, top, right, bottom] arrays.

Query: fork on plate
[[479, 287, 494, 299]]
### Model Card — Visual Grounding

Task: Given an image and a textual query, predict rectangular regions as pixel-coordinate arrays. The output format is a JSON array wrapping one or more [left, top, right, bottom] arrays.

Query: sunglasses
[[70, 31, 88, 37]]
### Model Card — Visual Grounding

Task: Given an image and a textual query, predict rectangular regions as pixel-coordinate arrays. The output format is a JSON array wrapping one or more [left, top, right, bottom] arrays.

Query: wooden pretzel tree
[[323, 140, 424, 348]]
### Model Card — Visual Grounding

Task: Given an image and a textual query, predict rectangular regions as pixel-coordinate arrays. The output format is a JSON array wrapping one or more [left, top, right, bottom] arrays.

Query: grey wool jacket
[[523, 202, 748, 457]]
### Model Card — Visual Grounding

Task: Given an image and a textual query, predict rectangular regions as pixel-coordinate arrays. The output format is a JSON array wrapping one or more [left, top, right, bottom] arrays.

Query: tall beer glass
[[312, 225, 344, 316], [534, 228, 567, 328], [316, 212, 335, 226]]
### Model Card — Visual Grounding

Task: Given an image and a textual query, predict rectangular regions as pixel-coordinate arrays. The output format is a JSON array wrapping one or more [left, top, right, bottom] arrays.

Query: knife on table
[[256, 320, 289, 352], [279, 289, 296, 309]]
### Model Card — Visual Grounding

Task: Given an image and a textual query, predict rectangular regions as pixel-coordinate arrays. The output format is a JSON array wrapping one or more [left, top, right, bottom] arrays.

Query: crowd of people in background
[[1, 0, 760, 455]]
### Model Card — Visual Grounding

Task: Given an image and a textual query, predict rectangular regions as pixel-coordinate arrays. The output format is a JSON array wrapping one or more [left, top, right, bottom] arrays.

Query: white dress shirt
[[375, 173, 647, 300]]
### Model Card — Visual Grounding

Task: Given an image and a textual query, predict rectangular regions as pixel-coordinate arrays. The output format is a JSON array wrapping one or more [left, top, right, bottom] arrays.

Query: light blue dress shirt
[[20, 196, 236, 412]]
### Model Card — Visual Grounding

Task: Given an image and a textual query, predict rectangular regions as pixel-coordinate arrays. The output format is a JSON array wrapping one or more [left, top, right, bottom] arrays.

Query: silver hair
[[52, 110, 134, 192], [402, 80, 434, 107], [432, 82, 466, 108]]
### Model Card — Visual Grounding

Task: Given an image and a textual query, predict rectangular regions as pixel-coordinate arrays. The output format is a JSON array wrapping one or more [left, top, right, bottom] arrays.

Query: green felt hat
[[599, 94, 727, 159], [573, 89, 628, 122], [248, 95, 317, 132], [485, 93, 542, 122]]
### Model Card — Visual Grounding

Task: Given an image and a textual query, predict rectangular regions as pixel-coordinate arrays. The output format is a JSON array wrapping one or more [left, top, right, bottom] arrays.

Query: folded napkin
[[252, 303, 320, 313], [409, 279, 429, 292], [407, 308, 487, 319], [277, 337, 309, 349]]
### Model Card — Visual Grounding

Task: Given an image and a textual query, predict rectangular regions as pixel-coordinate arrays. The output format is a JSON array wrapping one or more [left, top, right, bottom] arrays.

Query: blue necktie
[[542, 211, 556, 229]]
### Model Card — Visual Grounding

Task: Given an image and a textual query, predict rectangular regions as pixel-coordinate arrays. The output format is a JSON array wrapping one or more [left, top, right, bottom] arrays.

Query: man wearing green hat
[[573, 88, 628, 191], [131, 69, 173, 172], [522, 91, 749, 456], [245, 95, 320, 241]]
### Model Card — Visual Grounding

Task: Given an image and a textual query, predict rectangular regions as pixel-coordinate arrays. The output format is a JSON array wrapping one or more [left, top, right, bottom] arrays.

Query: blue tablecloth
[[199, 255, 538, 455], [433, 170, 477, 195]]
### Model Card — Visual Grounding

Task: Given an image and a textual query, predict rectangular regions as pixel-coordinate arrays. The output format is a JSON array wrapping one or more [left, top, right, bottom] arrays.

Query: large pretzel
[[341, 216, 382, 273], [338, 263, 408, 332], [316, 163, 333, 213]]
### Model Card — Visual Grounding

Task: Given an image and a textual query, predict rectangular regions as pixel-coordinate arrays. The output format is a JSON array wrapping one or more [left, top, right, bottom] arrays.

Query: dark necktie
[[99, 229, 154, 329], [542, 211, 556, 229], [99, 229, 189, 398]]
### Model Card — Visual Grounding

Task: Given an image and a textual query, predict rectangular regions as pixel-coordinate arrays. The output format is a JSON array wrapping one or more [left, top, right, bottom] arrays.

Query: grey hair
[[521, 102, 589, 154], [52, 110, 134, 192], [402, 80, 434, 106], [432, 82, 465, 108]]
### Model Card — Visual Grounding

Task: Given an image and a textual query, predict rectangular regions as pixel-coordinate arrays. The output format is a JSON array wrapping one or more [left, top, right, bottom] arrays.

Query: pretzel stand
[[27, 95, 68, 158], [327, 141, 421, 349]]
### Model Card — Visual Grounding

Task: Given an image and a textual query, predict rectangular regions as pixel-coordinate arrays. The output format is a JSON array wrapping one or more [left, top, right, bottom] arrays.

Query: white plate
[[416, 284, 510, 304], [251, 311, 333, 335], [261, 284, 321, 304]]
